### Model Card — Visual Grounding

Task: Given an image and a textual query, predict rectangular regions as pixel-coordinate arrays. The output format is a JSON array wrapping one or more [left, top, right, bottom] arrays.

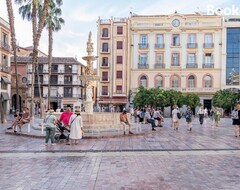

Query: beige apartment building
[[97, 17, 130, 111], [97, 13, 223, 110], [0, 17, 11, 117], [130, 13, 222, 109]]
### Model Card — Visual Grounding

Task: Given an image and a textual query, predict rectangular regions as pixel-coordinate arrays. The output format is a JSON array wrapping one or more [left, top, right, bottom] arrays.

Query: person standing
[[45, 109, 57, 146], [68, 109, 83, 145], [197, 106, 205, 126], [185, 106, 193, 132], [213, 107, 221, 127], [59, 107, 73, 129], [232, 104, 240, 137], [172, 105, 180, 131]]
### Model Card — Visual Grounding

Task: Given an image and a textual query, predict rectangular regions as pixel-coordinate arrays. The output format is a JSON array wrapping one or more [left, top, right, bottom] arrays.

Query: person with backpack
[[232, 104, 240, 137], [185, 106, 193, 132]]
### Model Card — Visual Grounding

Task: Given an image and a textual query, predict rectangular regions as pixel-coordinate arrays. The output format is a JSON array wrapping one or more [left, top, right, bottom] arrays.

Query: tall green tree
[[15, 0, 49, 118], [163, 89, 184, 108], [183, 93, 200, 109], [132, 86, 148, 107], [212, 89, 238, 112], [44, 0, 64, 110]]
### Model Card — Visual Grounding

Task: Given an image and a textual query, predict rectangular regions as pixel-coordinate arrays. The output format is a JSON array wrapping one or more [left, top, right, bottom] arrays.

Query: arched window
[[155, 75, 163, 88], [188, 75, 195, 88], [171, 76, 179, 88], [140, 75, 147, 88], [204, 75, 212, 88]]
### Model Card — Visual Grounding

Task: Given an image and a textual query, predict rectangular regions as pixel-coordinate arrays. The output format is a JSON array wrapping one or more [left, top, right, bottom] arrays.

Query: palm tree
[[15, 0, 49, 118], [45, 0, 65, 110]]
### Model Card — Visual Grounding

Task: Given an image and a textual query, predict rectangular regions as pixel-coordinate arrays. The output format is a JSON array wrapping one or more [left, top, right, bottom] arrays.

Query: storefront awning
[[1, 92, 10, 100], [1, 76, 11, 84]]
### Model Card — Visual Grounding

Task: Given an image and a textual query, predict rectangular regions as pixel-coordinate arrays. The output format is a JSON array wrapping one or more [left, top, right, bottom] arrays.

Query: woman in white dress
[[68, 109, 83, 145]]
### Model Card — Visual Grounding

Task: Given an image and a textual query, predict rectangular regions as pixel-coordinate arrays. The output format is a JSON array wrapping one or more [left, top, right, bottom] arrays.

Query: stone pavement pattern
[[0, 117, 240, 189]]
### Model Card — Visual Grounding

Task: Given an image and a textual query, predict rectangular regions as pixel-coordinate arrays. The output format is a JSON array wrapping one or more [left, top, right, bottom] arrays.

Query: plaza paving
[[0, 117, 240, 189]]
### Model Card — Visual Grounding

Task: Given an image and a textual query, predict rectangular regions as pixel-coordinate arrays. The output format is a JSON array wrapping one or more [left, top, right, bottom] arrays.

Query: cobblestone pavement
[[0, 117, 240, 189]]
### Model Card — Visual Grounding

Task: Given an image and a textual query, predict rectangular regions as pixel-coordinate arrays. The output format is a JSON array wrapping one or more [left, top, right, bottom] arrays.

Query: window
[[205, 53, 212, 65], [102, 43, 108, 52], [156, 53, 163, 64], [155, 75, 163, 87], [64, 87, 72, 97], [117, 41, 123, 49], [50, 75, 58, 84], [102, 28, 108, 37], [65, 65, 72, 73], [188, 34, 196, 43], [117, 26, 123, 35], [117, 56, 122, 64], [188, 53, 196, 64], [116, 85, 122, 93], [51, 64, 58, 72], [64, 76, 72, 84], [188, 75, 195, 88], [140, 35, 147, 44], [102, 57, 108, 66], [172, 53, 179, 66], [102, 86, 108, 95], [34, 75, 43, 83], [2, 54, 8, 65], [139, 54, 147, 65], [116, 71, 122, 79], [140, 75, 147, 88], [172, 34, 180, 46], [102, 71, 108, 81], [156, 34, 164, 44], [204, 34, 213, 48], [171, 76, 179, 88], [204, 75, 212, 88]]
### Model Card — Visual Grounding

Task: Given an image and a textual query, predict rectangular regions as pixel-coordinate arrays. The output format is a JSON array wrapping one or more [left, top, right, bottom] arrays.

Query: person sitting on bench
[[120, 110, 134, 135], [7, 110, 22, 131], [145, 109, 157, 131], [17, 107, 31, 133]]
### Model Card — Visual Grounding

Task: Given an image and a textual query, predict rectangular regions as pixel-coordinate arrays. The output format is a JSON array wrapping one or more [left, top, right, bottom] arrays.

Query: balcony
[[1, 41, 10, 51], [203, 63, 214, 68], [0, 64, 10, 73], [155, 43, 165, 49], [101, 33, 110, 38], [100, 48, 110, 53], [187, 43, 198, 48], [64, 94, 73, 98], [186, 63, 198, 68], [51, 69, 58, 73], [64, 81, 72, 85], [138, 64, 149, 69], [100, 62, 110, 68], [101, 92, 109, 96], [116, 90, 123, 94], [203, 43, 214, 48], [154, 63, 165, 69], [101, 77, 109, 82], [138, 43, 149, 49]]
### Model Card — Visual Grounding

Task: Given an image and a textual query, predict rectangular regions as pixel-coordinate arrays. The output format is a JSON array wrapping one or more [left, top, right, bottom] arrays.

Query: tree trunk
[[47, 24, 53, 110], [30, 0, 49, 119], [6, 0, 19, 112]]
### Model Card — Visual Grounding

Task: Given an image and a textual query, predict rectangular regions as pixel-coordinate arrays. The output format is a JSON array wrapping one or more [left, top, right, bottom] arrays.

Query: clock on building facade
[[172, 19, 180, 27]]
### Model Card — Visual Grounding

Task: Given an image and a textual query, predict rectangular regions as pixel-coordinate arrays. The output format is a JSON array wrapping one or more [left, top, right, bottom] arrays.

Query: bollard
[[41, 124, 44, 135], [27, 123, 30, 133]]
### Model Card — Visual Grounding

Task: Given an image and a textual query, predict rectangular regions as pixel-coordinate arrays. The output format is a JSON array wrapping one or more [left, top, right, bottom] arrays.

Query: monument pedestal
[[85, 101, 93, 114]]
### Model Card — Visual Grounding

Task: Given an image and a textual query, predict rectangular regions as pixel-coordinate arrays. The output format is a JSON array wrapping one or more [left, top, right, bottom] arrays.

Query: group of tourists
[[44, 107, 83, 145]]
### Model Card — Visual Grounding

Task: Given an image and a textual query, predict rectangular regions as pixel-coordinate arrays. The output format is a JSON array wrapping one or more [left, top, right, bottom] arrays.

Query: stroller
[[54, 120, 70, 143]]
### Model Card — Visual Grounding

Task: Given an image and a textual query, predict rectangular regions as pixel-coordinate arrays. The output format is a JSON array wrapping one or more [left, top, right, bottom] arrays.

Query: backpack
[[177, 112, 181, 119], [185, 113, 190, 120], [231, 109, 239, 120]]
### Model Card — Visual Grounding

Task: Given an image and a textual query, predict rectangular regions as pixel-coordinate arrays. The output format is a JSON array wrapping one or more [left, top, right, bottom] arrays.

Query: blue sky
[[0, 0, 237, 63]]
